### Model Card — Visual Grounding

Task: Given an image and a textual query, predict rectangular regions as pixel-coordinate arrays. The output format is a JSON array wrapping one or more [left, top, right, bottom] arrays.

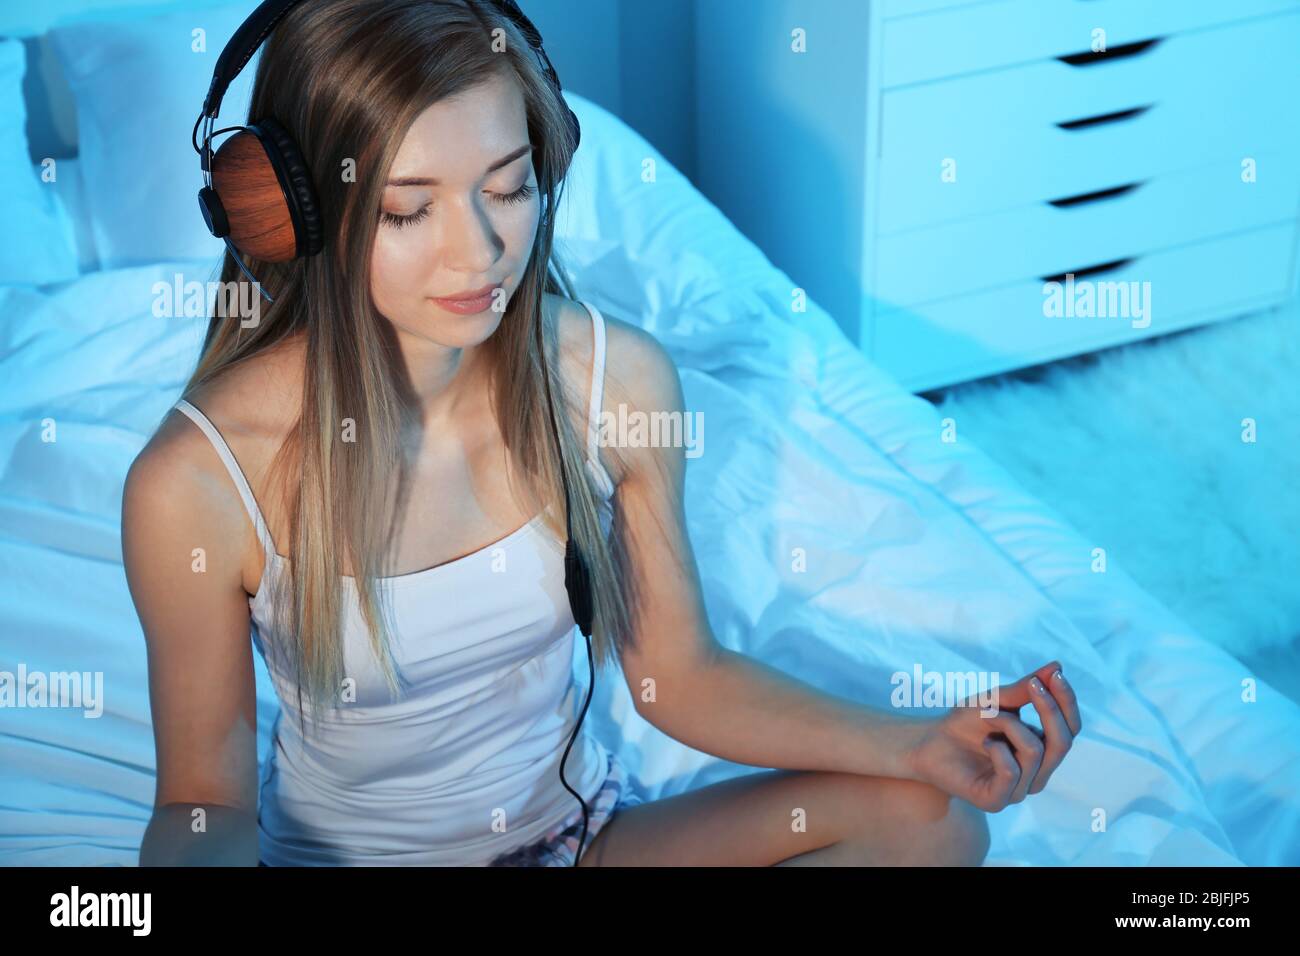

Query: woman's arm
[[122, 417, 262, 866], [604, 324, 1077, 806]]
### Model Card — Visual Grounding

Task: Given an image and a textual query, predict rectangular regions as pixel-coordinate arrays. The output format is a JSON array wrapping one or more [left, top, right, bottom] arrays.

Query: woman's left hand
[[901, 661, 1082, 812]]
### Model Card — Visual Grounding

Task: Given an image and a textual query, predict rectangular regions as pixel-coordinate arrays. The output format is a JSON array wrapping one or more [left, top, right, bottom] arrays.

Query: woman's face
[[370, 69, 541, 348]]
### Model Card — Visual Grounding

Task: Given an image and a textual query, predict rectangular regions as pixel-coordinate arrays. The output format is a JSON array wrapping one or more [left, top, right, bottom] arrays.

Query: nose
[[440, 195, 504, 276]]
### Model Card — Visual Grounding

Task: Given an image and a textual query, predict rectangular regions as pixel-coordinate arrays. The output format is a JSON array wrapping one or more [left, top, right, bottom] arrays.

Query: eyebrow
[[386, 144, 534, 186]]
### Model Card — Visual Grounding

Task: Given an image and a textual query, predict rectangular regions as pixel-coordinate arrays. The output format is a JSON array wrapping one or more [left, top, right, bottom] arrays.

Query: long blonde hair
[[182, 0, 637, 736]]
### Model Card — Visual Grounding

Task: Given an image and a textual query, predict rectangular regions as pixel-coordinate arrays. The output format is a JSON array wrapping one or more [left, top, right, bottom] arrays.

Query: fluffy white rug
[[931, 298, 1300, 686]]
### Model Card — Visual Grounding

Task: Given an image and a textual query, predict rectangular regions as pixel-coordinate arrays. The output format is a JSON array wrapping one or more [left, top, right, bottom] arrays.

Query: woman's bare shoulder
[[546, 292, 661, 390], [187, 335, 306, 442], [545, 294, 680, 489], [128, 336, 305, 524]]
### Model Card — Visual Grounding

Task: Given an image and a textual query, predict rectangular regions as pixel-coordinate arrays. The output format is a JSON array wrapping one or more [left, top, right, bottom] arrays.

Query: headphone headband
[[203, 0, 558, 119], [203, 0, 304, 118]]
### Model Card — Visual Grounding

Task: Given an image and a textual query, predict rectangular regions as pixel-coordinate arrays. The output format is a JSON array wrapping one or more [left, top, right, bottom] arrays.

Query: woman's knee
[[867, 780, 990, 866], [936, 797, 990, 866]]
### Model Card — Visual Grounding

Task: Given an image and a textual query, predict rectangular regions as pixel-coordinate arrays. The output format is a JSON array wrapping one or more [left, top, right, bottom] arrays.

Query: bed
[[2, 6, 1298, 868]]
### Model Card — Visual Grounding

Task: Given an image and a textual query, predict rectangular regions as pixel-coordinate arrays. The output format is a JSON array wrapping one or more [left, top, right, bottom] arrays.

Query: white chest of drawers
[[694, 0, 1300, 392]]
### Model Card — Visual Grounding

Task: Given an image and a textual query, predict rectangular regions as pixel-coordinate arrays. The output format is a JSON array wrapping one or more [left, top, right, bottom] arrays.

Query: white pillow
[[47, 0, 261, 269], [33, 158, 99, 273], [0, 39, 81, 286]]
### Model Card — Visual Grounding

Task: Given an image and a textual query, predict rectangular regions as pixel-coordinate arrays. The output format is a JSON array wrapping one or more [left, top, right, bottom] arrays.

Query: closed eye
[[381, 205, 431, 229], [492, 182, 536, 207], [380, 182, 537, 229]]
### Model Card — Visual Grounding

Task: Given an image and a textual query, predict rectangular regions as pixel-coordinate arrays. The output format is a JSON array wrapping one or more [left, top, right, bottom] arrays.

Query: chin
[[401, 308, 503, 347]]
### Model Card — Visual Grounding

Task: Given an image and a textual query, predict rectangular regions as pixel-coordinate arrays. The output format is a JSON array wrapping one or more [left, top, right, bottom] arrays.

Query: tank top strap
[[173, 398, 277, 557], [578, 299, 615, 498]]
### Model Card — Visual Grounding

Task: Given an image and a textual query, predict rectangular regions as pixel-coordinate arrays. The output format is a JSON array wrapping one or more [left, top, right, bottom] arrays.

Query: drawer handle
[[1057, 105, 1152, 130], [1041, 258, 1135, 284], [1058, 37, 1162, 66], [1047, 181, 1144, 208]]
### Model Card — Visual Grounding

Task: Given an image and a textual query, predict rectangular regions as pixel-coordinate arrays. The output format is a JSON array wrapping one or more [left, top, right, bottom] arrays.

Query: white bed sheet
[[1, 93, 1296, 866]]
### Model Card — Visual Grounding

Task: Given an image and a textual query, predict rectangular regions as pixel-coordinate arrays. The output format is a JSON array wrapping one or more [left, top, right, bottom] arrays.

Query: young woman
[[123, 0, 1079, 867]]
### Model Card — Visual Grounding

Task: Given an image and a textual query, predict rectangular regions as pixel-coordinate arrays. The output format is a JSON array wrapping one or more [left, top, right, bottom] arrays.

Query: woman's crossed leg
[[577, 766, 990, 867]]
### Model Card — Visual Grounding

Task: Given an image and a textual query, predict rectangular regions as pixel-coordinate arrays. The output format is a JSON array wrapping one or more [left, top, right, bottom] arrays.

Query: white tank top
[[173, 300, 616, 865]]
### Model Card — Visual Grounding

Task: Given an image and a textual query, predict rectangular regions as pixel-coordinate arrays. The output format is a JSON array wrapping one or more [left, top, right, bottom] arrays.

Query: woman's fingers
[[1025, 676, 1072, 794], [1005, 662, 1083, 738], [970, 662, 1081, 807], [985, 713, 1044, 804], [1043, 666, 1082, 736], [980, 737, 1020, 811]]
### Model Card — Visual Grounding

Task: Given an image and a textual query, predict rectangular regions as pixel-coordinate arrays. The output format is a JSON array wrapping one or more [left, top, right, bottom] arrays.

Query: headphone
[[194, 0, 599, 867]]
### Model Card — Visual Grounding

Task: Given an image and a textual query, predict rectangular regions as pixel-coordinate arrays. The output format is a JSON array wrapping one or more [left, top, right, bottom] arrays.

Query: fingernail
[[1052, 669, 1067, 685], [1030, 677, 1045, 694]]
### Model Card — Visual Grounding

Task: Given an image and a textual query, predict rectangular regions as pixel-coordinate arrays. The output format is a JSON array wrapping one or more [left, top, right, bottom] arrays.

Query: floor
[[924, 297, 1300, 707]]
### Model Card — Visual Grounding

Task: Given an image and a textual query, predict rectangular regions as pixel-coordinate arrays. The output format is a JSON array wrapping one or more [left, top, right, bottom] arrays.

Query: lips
[[429, 283, 503, 315], [435, 283, 498, 301]]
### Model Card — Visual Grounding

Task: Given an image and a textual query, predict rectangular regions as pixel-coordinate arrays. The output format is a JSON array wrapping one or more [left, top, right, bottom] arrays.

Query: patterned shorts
[[487, 748, 642, 867]]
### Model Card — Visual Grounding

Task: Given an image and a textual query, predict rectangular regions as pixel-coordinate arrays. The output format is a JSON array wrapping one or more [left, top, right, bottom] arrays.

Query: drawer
[[877, 10, 1300, 233], [873, 153, 1300, 307], [881, 0, 1300, 87], [871, 222, 1300, 391]]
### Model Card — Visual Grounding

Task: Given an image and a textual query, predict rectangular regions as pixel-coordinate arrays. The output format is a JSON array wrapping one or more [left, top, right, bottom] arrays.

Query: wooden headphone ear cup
[[253, 118, 323, 258], [210, 129, 300, 263]]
